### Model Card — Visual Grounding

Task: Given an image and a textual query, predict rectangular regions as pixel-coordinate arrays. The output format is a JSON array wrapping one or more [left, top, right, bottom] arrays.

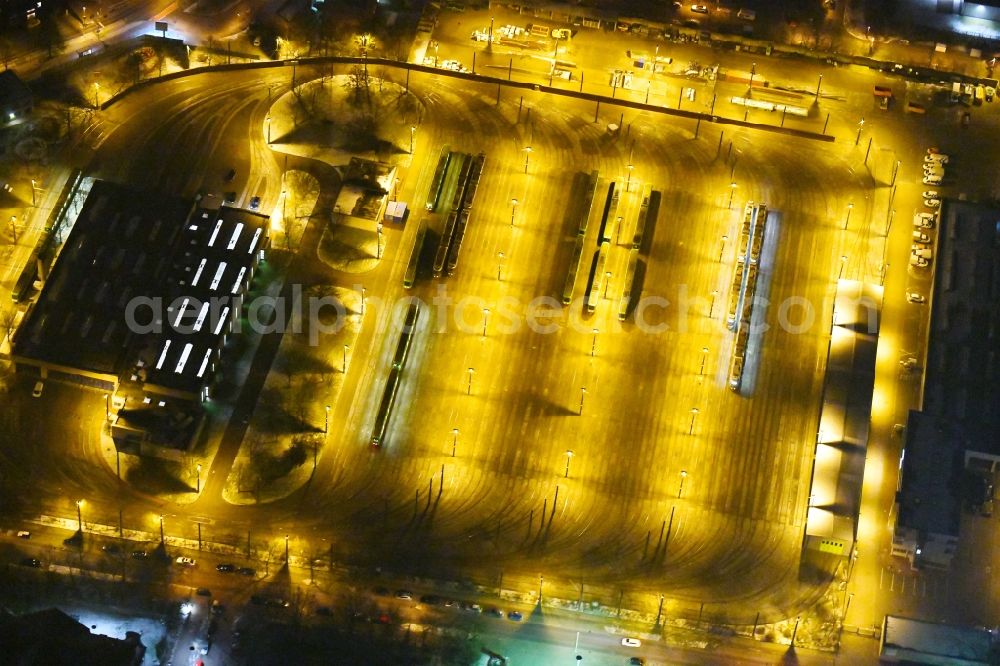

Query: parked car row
[[912, 149, 946, 271]]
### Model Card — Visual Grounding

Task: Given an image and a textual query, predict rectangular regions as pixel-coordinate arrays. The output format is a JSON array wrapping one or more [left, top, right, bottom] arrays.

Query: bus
[[562, 235, 585, 305], [618, 248, 639, 321], [632, 184, 652, 249], [403, 222, 427, 289], [425, 145, 451, 211], [578, 170, 600, 237], [586, 241, 609, 313]]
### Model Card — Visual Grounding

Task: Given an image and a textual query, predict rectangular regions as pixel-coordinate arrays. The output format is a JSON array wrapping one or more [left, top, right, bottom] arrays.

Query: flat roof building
[[880, 615, 996, 665], [892, 200, 1000, 569], [803, 280, 881, 559], [12, 180, 270, 456]]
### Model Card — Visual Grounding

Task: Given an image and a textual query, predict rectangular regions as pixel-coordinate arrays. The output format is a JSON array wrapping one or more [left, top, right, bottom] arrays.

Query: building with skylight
[[11, 180, 270, 456]]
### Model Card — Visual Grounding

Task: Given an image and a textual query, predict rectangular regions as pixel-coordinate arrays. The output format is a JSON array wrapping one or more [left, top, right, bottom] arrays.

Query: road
[[6, 15, 1000, 661]]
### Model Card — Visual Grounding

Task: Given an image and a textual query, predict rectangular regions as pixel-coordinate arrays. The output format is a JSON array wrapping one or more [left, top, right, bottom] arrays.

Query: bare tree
[[0, 307, 16, 344]]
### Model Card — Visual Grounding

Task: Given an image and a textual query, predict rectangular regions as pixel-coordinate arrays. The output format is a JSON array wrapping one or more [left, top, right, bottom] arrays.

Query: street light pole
[[159, 515, 165, 544], [678, 470, 687, 498], [285, 534, 290, 562], [603, 271, 612, 299], [482, 308, 490, 338], [578, 387, 586, 415], [718, 235, 727, 262], [855, 118, 865, 146], [688, 408, 699, 435], [361, 286, 367, 315], [324, 405, 330, 435], [510, 199, 517, 227], [196, 463, 201, 493], [523, 146, 532, 174], [452, 428, 458, 457], [376, 223, 383, 259], [839, 255, 848, 280], [467, 367, 475, 395], [710, 290, 718, 318], [626, 164, 634, 192], [409, 126, 416, 154], [497, 251, 504, 281], [266, 115, 271, 144], [343, 345, 348, 373], [844, 203, 853, 230], [727, 181, 737, 210], [591, 328, 598, 357], [76, 500, 83, 532], [564, 450, 573, 478], [30, 179, 36, 206], [700, 347, 709, 375]]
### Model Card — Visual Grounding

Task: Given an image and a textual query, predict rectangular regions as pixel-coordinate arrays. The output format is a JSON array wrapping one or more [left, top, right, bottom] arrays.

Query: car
[[486, 607, 504, 618], [237, 567, 256, 577], [906, 292, 926, 303], [551, 28, 571, 39], [461, 602, 482, 613], [923, 164, 944, 173], [913, 231, 931, 243], [922, 176, 942, 185], [685, 87, 696, 101], [988, 87, 996, 102], [264, 598, 289, 608], [921, 190, 939, 199], [216, 563, 235, 573], [175, 556, 196, 567], [131, 550, 148, 560], [101, 544, 122, 555], [924, 198, 941, 208], [924, 154, 949, 164], [910, 255, 930, 268], [376, 612, 391, 624], [622, 637, 642, 647], [926, 147, 940, 154], [224, 168, 236, 182], [249, 196, 260, 210], [394, 590, 412, 600], [913, 214, 935, 228], [690, 4, 708, 13], [20, 557, 40, 568], [16, 531, 30, 539], [629, 658, 646, 666], [196, 587, 211, 596], [508, 611, 523, 621], [32, 381, 43, 398]]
